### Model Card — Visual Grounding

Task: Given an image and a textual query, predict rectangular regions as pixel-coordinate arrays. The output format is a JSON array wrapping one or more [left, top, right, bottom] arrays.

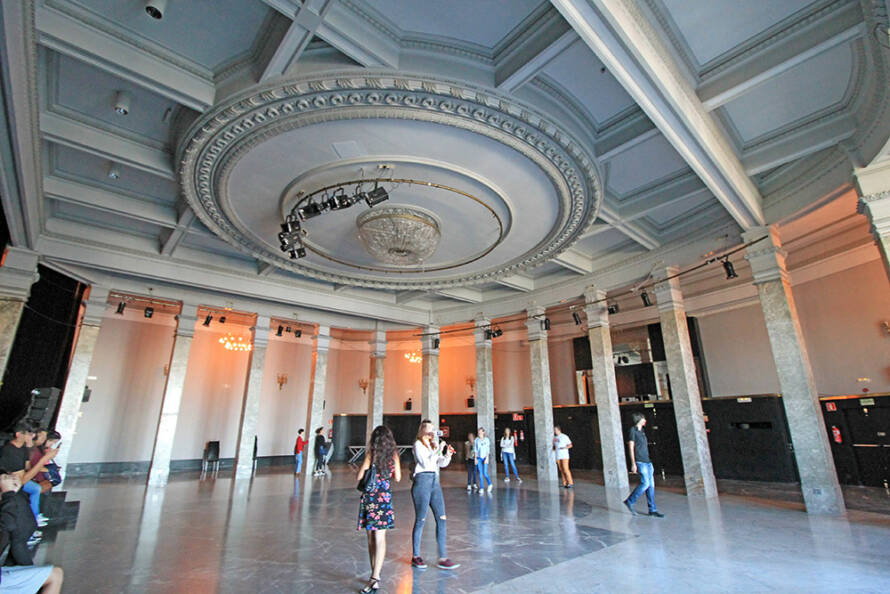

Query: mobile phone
[[436, 430, 444, 437]]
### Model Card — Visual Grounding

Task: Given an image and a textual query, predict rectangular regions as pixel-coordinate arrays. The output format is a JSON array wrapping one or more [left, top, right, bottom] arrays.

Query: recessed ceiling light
[[144, 0, 167, 20], [107, 162, 120, 180], [113, 90, 132, 115]]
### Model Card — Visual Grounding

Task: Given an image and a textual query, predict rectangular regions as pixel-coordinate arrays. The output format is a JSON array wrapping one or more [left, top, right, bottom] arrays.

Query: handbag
[[357, 463, 378, 493]]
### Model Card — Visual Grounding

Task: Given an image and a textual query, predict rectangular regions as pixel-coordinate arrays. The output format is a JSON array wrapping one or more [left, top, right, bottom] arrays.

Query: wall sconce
[[277, 373, 288, 390], [163, 364, 169, 376], [466, 376, 475, 392], [358, 378, 369, 395], [882, 321, 890, 336]]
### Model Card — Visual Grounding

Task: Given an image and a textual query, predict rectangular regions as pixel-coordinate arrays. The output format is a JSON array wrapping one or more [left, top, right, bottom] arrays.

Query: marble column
[[526, 307, 558, 482], [366, 329, 385, 443], [583, 286, 629, 495], [0, 246, 39, 382], [473, 317, 496, 481], [857, 192, 890, 280], [233, 316, 271, 480], [744, 226, 845, 515], [147, 304, 198, 487], [304, 326, 331, 475], [55, 286, 110, 477], [652, 269, 718, 498], [420, 326, 440, 427]]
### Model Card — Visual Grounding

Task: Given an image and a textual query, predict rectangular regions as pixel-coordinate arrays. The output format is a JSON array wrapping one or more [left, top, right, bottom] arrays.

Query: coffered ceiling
[[0, 0, 887, 326]]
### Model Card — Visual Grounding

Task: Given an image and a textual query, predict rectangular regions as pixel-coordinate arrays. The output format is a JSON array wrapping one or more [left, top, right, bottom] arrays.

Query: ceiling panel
[[364, 0, 544, 48], [50, 199, 166, 238], [721, 43, 853, 143], [67, 0, 274, 70], [572, 227, 630, 254], [642, 192, 713, 226], [606, 134, 688, 195], [49, 50, 179, 146], [659, 0, 813, 65], [539, 39, 635, 125], [179, 230, 255, 260], [50, 144, 179, 205]]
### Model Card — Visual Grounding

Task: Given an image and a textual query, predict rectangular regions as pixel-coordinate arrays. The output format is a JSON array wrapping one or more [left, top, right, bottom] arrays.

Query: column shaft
[[0, 246, 39, 381], [526, 309, 557, 482], [474, 318, 496, 480], [420, 327, 439, 426], [234, 316, 270, 480], [366, 329, 385, 443], [0, 299, 25, 380], [304, 327, 330, 474], [653, 270, 718, 498], [147, 305, 197, 487], [745, 227, 845, 514], [584, 288, 629, 493]]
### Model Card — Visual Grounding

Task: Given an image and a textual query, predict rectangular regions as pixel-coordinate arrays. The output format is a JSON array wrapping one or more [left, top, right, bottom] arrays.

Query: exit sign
[[825, 402, 837, 412], [512, 413, 524, 421]]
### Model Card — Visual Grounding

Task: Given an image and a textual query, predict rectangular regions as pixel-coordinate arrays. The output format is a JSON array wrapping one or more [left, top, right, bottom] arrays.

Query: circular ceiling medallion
[[177, 72, 604, 290], [356, 205, 441, 266]]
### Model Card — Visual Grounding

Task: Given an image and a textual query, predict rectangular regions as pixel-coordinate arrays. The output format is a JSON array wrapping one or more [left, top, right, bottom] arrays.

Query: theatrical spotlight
[[492, 328, 503, 338], [364, 186, 389, 207], [297, 201, 324, 221], [572, 311, 582, 326], [219, 316, 226, 324], [542, 318, 551, 331], [722, 257, 738, 279], [433, 338, 440, 349], [276, 325, 284, 337], [203, 314, 212, 326], [640, 290, 652, 307], [294, 329, 302, 338], [607, 303, 619, 315], [116, 302, 126, 315], [278, 217, 307, 259], [144, 307, 154, 319]]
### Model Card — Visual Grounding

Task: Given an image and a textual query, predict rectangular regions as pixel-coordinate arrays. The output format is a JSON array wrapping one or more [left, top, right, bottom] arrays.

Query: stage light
[[116, 302, 126, 315], [433, 338, 440, 349], [484, 329, 492, 340], [607, 303, 619, 315], [492, 328, 503, 338], [276, 325, 284, 337], [144, 307, 153, 318], [219, 316, 226, 324], [640, 291, 652, 307], [572, 312, 582, 326], [203, 314, 212, 326], [722, 257, 738, 279], [113, 90, 132, 115], [294, 329, 302, 338], [107, 162, 120, 180], [297, 201, 323, 221], [365, 186, 389, 207]]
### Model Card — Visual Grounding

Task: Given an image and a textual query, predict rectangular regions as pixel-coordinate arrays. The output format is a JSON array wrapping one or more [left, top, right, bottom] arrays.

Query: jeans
[[475, 458, 491, 487], [465, 459, 476, 486], [22, 481, 40, 520], [502, 452, 519, 479], [627, 461, 656, 512], [411, 472, 447, 558], [295, 451, 303, 473]]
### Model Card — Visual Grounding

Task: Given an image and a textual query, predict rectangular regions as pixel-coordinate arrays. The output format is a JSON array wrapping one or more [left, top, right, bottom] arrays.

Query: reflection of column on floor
[[127, 488, 167, 590], [584, 286, 630, 495], [653, 269, 718, 498], [0, 246, 39, 380], [220, 479, 252, 580], [304, 326, 331, 475], [474, 316, 497, 481], [744, 226, 845, 515], [526, 307, 558, 482], [366, 328, 385, 443], [147, 304, 198, 487], [420, 325, 440, 427], [234, 315, 270, 480], [56, 285, 110, 480]]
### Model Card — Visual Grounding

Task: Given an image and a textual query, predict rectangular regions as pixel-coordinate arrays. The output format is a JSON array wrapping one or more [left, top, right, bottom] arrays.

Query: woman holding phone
[[410, 419, 460, 570], [500, 427, 521, 483], [474, 427, 493, 493]]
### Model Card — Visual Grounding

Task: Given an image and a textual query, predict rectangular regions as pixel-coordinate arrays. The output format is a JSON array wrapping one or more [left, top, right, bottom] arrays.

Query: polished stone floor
[[33, 466, 890, 593]]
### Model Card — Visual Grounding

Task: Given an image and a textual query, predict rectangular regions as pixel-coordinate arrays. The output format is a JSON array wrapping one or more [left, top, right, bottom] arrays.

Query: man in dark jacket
[[313, 427, 327, 476], [0, 468, 39, 565]]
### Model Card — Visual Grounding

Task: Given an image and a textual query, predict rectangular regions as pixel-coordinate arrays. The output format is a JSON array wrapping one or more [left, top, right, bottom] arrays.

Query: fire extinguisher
[[519, 430, 525, 441], [831, 425, 842, 444]]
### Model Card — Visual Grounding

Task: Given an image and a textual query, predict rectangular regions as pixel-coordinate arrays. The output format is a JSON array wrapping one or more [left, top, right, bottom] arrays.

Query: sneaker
[[565, 484, 573, 489], [437, 558, 460, 570], [649, 511, 665, 518], [517, 477, 522, 483], [466, 485, 472, 491], [487, 484, 493, 493], [504, 477, 510, 482], [36, 513, 49, 527], [411, 556, 427, 569], [623, 499, 639, 516]]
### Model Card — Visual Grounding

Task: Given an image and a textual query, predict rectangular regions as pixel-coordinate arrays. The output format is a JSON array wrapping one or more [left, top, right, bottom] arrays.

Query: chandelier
[[219, 334, 253, 352], [404, 352, 422, 364], [357, 206, 441, 266]]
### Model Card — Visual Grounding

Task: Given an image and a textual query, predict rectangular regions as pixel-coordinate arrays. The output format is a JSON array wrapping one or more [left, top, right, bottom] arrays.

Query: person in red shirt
[[294, 429, 306, 474]]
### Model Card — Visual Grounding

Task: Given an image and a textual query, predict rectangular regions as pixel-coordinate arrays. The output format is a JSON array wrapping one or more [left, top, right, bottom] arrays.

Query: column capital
[[583, 286, 609, 329], [526, 306, 548, 341], [315, 324, 332, 352], [82, 286, 111, 326], [175, 303, 199, 337], [252, 315, 271, 348], [473, 316, 491, 346], [652, 267, 684, 312], [854, 160, 890, 196], [742, 226, 789, 285], [0, 246, 40, 301], [858, 191, 890, 241], [420, 325, 439, 354]]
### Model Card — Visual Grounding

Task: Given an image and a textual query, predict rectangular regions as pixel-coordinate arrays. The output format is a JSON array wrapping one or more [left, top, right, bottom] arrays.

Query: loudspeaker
[[404, 399, 412, 411], [467, 397, 475, 408]]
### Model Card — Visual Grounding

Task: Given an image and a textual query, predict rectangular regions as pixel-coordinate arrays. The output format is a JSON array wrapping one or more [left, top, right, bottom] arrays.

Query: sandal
[[360, 577, 380, 593]]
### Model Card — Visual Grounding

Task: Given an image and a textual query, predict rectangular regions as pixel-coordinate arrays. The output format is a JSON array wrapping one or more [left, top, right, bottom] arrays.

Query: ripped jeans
[[411, 472, 447, 558]]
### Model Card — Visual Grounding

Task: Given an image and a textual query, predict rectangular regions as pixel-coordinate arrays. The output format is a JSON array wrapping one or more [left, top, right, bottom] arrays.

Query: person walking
[[410, 419, 460, 570], [553, 425, 574, 489], [294, 429, 306, 474], [356, 425, 402, 593], [500, 428, 521, 483], [624, 413, 664, 517], [464, 432, 477, 491], [474, 428, 493, 494], [313, 427, 327, 476]]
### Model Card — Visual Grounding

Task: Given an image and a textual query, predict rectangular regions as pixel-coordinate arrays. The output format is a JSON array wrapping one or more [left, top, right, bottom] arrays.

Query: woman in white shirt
[[552, 425, 574, 489], [410, 420, 460, 570], [473, 427, 493, 493], [499, 428, 521, 483]]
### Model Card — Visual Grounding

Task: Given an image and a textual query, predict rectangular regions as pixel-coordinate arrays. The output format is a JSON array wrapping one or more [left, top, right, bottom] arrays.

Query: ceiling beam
[[698, 3, 865, 111], [617, 172, 710, 221], [160, 207, 195, 256], [552, 0, 764, 229], [495, 15, 576, 91], [314, 1, 400, 68], [496, 274, 535, 292], [578, 222, 613, 240], [435, 287, 483, 303], [43, 176, 177, 227], [257, 261, 277, 277], [596, 125, 659, 161], [260, 0, 336, 82], [40, 112, 175, 180], [35, 3, 214, 112], [396, 290, 427, 304], [552, 249, 593, 274], [598, 203, 660, 250], [742, 112, 856, 175]]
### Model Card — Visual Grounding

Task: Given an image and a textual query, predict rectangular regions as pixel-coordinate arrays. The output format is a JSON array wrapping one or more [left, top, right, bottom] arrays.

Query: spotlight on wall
[[107, 162, 120, 180], [276, 325, 284, 337], [484, 329, 492, 340], [433, 338, 440, 349], [144, 0, 167, 20], [722, 257, 738, 279], [219, 316, 226, 324], [572, 311, 582, 326], [297, 202, 323, 221], [203, 314, 212, 326], [115, 302, 126, 315], [640, 290, 652, 307], [144, 307, 153, 319], [492, 328, 503, 338], [113, 90, 132, 115], [294, 329, 302, 338], [364, 185, 389, 207], [542, 318, 551, 331], [607, 303, 619, 315]]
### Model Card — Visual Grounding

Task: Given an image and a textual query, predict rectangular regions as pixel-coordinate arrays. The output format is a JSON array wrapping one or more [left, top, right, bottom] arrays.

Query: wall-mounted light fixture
[[277, 373, 288, 390]]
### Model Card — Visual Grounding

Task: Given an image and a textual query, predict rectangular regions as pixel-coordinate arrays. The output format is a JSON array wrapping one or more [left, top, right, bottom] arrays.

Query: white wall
[[492, 338, 532, 412], [255, 337, 314, 456], [548, 336, 579, 405]]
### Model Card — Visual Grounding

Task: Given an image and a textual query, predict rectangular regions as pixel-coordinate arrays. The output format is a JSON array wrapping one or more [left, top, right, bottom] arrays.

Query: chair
[[201, 441, 220, 478], [252, 435, 258, 476]]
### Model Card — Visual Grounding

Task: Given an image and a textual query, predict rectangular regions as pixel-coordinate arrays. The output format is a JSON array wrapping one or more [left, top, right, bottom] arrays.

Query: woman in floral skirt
[[356, 425, 401, 593]]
